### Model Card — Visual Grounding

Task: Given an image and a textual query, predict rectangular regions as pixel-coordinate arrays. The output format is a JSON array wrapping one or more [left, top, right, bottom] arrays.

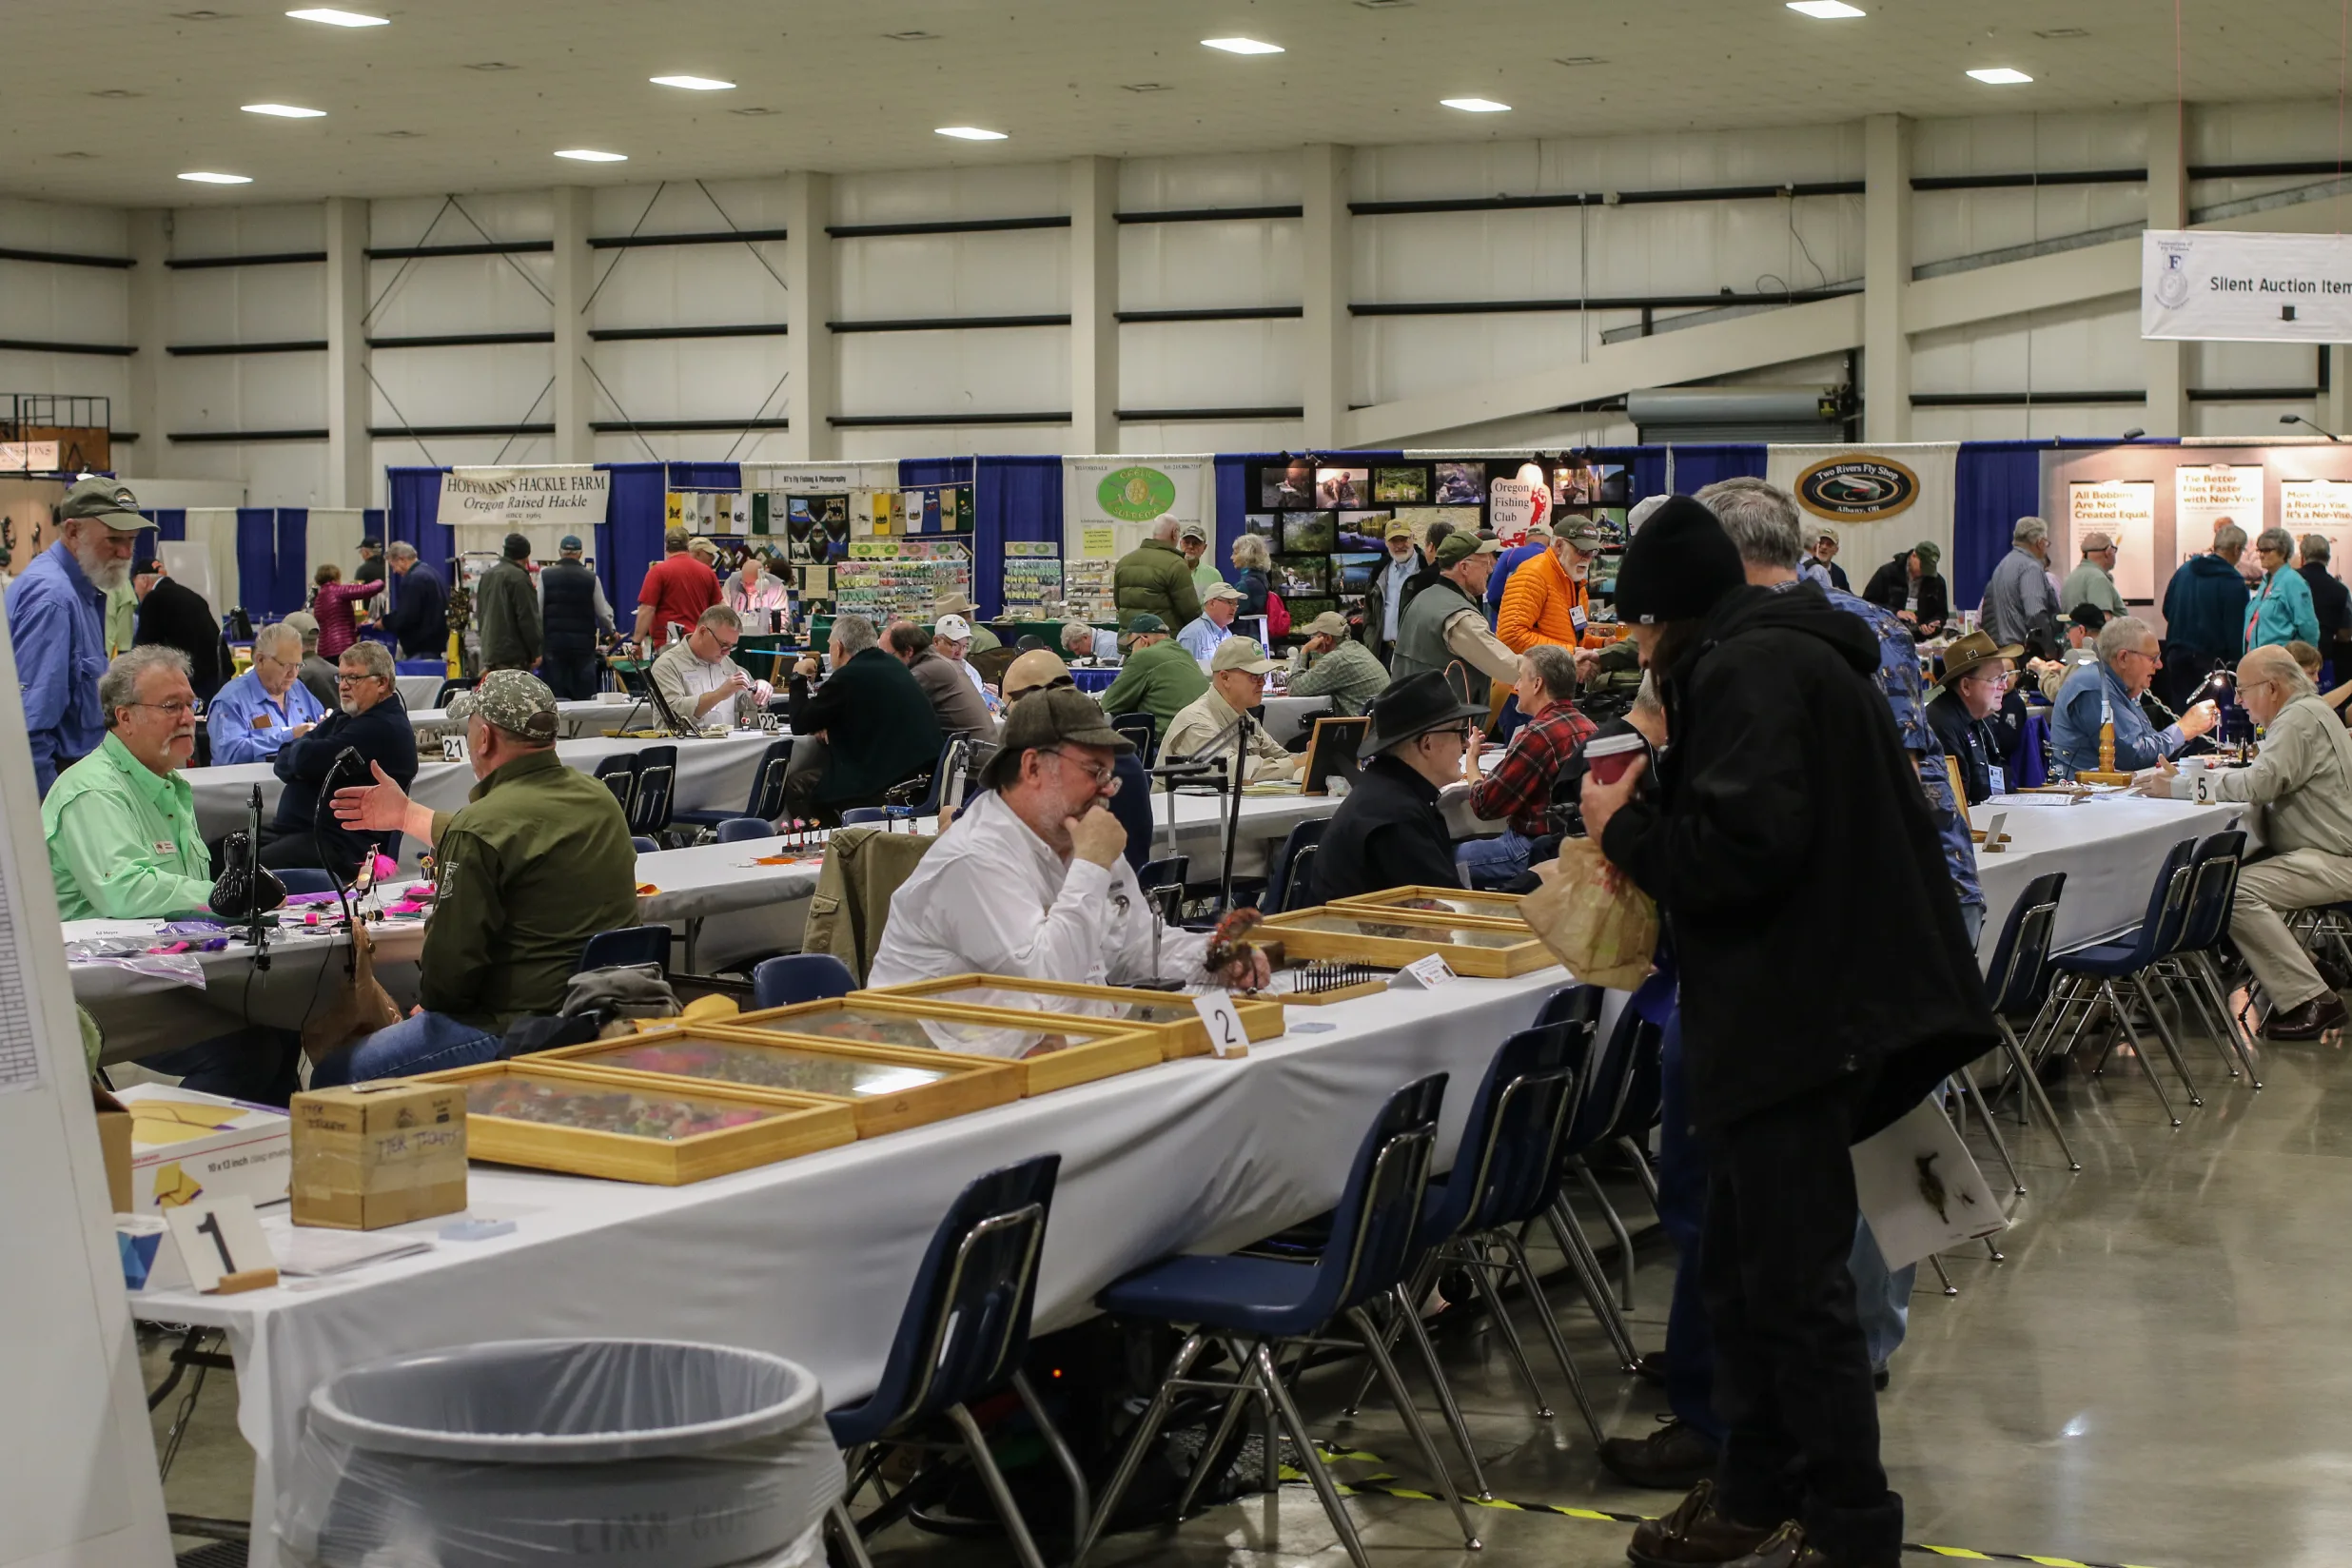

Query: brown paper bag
[[302, 922, 405, 1064], [1521, 837, 1659, 990]]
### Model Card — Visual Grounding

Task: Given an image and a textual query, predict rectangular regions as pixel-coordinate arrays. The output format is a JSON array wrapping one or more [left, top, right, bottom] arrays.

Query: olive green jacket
[[1113, 539, 1204, 632], [1098, 637, 1209, 735], [474, 559, 542, 671]]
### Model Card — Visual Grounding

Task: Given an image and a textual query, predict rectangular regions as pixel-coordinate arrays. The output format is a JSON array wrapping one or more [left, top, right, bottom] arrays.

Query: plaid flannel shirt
[[1468, 704, 1597, 837]]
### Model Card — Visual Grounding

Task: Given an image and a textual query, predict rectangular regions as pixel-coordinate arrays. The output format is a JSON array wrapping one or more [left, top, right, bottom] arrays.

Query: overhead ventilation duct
[[1626, 384, 1849, 442]]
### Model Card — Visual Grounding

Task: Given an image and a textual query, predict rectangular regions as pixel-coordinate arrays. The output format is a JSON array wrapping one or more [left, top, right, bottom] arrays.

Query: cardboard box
[[290, 1081, 468, 1230], [115, 1084, 292, 1213], [92, 1084, 133, 1214]]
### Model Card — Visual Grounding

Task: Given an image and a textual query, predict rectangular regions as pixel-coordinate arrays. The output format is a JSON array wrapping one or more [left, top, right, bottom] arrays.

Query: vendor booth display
[[724, 996, 1163, 1091], [1256, 905, 1560, 978], [863, 973, 1286, 1059]]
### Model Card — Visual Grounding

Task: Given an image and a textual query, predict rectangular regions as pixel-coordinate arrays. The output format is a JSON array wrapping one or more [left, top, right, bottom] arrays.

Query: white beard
[[75, 540, 129, 592]]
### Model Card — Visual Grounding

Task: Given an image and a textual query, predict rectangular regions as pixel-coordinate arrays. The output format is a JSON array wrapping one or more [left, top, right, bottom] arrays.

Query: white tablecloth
[[129, 967, 1573, 1567], [1261, 695, 1333, 746], [1970, 794, 2263, 953], [407, 698, 636, 741], [394, 675, 443, 709]]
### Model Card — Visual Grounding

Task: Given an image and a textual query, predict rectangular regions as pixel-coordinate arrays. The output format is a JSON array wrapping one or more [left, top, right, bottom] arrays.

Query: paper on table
[[259, 1215, 433, 1276], [1852, 1099, 2009, 1271]]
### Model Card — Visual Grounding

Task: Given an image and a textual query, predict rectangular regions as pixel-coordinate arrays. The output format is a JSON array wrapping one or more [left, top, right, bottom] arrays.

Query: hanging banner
[[1063, 455, 1209, 562], [2171, 463, 2264, 571], [437, 466, 609, 559], [2143, 229, 2352, 343], [2068, 480, 2157, 600], [1764, 443, 1958, 586], [2282, 479, 2352, 569]]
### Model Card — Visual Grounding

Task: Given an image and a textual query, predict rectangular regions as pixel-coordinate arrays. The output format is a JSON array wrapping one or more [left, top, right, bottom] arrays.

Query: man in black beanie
[[1581, 498, 1995, 1568]]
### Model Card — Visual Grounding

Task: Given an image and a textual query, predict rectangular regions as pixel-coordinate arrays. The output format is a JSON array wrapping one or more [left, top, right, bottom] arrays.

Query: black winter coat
[[1307, 755, 1459, 904], [135, 577, 231, 699], [1861, 552, 1950, 630], [1599, 583, 1996, 1135], [2302, 560, 2352, 647]]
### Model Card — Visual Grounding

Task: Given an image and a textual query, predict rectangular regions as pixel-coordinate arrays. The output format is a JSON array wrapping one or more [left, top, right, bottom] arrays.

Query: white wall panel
[[833, 164, 1067, 226], [365, 255, 554, 336], [170, 441, 328, 506], [1359, 310, 1590, 410], [834, 230, 1068, 320], [1912, 184, 2146, 270], [1911, 402, 2147, 443], [837, 325, 1068, 417], [166, 353, 325, 433], [1118, 418, 1301, 455], [587, 244, 791, 330], [1910, 300, 2143, 395], [169, 265, 325, 345], [169, 202, 324, 260], [2196, 400, 2318, 441], [2193, 340, 2324, 392], [1912, 109, 2146, 179], [0, 348, 127, 409], [369, 343, 554, 427], [592, 338, 792, 421], [835, 422, 1069, 460], [1120, 153, 1300, 212], [0, 196, 127, 257], [1119, 320, 1299, 412], [1119, 219, 1301, 312]]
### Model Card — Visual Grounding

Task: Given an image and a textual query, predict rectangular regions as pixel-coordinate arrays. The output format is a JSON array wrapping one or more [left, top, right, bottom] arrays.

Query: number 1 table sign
[[163, 1193, 279, 1293]]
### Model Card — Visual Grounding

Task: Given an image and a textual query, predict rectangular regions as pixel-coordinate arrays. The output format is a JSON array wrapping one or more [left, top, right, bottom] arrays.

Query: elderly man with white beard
[[6, 477, 147, 794]]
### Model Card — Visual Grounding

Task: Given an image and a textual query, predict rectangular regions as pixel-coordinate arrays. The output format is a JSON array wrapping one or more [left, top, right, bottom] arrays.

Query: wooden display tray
[[724, 996, 1164, 1094], [1326, 885, 1533, 927], [1258, 905, 1561, 979], [861, 974, 1284, 1059], [421, 1060, 855, 1186], [535, 1027, 1021, 1136]]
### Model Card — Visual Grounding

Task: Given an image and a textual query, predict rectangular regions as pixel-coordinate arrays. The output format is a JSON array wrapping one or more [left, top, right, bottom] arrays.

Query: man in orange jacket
[[1499, 519, 1606, 654]]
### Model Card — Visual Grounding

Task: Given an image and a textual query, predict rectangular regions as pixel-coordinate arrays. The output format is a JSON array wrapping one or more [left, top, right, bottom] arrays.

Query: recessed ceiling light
[[284, 7, 386, 26], [1967, 66, 2033, 84], [180, 171, 254, 184], [2034, 26, 2089, 37], [884, 29, 938, 41], [1441, 97, 1511, 112], [1787, 1, 1866, 16], [243, 102, 325, 117], [464, 61, 518, 70], [934, 126, 1008, 141], [1202, 36, 1284, 54], [1554, 55, 1607, 67], [650, 74, 735, 90], [554, 148, 628, 162], [1121, 82, 1172, 92]]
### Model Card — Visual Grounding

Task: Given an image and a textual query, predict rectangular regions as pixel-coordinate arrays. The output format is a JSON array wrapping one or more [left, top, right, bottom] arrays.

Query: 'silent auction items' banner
[[437, 466, 610, 559], [2143, 229, 2352, 343], [1063, 455, 1209, 561]]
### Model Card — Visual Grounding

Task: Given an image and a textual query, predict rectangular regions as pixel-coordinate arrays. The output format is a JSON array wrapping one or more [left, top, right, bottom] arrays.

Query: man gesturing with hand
[[869, 686, 1269, 1000]]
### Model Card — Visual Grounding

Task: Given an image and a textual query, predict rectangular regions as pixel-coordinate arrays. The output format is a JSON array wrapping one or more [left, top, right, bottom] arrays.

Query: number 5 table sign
[[163, 1194, 280, 1294]]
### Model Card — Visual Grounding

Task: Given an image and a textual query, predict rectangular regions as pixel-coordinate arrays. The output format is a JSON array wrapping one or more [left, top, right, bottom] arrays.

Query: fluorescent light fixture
[[1967, 66, 2033, 83], [934, 126, 1008, 140], [242, 102, 326, 117], [179, 171, 253, 184], [1787, 1, 1866, 16], [554, 147, 627, 162], [649, 74, 735, 90], [1202, 36, 1284, 54], [285, 7, 388, 25], [1441, 96, 1512, 112]]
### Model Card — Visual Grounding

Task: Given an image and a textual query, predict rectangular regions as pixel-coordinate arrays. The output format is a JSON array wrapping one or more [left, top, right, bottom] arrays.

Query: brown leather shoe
[[1717, 1519, 1900, 1568], [2264, 990, 2348, 1041], [1626, 1480, 1779, 1567], [1599, 1417, 1720, 1490]]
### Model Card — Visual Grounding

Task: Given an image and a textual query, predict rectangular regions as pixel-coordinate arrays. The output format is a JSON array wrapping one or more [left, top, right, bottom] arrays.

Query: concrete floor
[[145, 1025, 2347, 1568]]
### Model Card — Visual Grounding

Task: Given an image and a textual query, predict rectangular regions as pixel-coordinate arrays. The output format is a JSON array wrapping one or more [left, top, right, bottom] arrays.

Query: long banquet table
[[1968, 793, 2262, 954]]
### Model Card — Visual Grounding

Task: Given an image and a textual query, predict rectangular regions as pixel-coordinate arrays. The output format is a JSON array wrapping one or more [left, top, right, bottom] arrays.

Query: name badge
[[153, 840, 176, 856], [252, 714, 273, 729], [1987, 764, 2006, 796], [1570, 605, 1588, 633]]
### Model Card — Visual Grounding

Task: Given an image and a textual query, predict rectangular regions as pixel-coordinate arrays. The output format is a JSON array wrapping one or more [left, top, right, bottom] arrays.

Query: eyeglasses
[[128, 699, 198, 718], [335, 672, 389, 685], [1040, 748, 1121, 792], [1421, 726, 1472, 748]]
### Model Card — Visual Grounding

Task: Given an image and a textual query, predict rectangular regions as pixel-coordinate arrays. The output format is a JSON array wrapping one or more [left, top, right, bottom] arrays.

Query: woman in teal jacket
[[2245, 526, 2321, 652]]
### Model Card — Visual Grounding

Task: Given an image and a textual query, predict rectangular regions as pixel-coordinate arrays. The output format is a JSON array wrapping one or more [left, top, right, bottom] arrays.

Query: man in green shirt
[[1180, 521, 1223, 596], [1098, 613, 1208, 737], [1284, 610, 1388, 719], [46, 645, 213, 921], [310, 670, 638, 1085]]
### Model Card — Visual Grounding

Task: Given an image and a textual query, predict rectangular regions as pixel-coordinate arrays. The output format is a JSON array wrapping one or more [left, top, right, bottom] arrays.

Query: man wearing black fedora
[[1305, 670, 1483, 904], [1580, 498, 1995, 1568]]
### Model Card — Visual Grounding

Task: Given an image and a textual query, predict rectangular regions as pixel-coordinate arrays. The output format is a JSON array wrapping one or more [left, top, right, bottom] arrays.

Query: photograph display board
[[2068, 480, 2159, 601]]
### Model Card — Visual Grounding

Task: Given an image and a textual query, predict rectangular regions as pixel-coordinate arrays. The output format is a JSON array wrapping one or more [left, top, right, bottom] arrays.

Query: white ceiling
[[11, 0, 2348, 208]]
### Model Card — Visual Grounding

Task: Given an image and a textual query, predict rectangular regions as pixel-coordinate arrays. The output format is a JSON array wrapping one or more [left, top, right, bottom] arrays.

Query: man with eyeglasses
[[2051, 615, 2221, 777], [1305, 671, 1485, 904], [887, 618, 996, 744], [868, 685, 1268, 1000], [260, 639, 419, 880], [1925, 631, 2019, 806], [651, 604, 769, 730], [206, 622, 326, 764]]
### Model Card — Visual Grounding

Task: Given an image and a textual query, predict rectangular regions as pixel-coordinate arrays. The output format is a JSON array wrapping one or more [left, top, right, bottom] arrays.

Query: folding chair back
[[1984, 872, 2068, 1016]]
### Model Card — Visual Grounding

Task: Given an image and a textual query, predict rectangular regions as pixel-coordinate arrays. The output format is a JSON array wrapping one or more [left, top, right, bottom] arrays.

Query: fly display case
[[1326, 886, 1533, 927], [421, 1059, 856, 1186], [1257, 906, 1560, 979], [723, 996, 1163, 1094], [535, 1027, 1022, 1136], [860, 974, 1285, 1060]]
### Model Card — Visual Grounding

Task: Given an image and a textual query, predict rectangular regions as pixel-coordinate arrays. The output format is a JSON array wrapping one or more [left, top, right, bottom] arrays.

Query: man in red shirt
[[633, 527, 720, 651], [1458, 642, 1595, 888]]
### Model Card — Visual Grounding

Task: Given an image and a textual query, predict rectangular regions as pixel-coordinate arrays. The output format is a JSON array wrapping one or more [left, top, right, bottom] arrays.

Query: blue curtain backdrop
[[664, 461, 741, 493], [1950, 442, 2047, 609], [962, 456, 1061, 617], [604, 462, 669, 611], [235, 508, 277, 616], [274, 508, 309, 617]]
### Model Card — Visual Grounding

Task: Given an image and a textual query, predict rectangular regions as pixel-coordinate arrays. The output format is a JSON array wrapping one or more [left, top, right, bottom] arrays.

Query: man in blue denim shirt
[[2050, 615, 2220, 776], [7, 479, 147, 794]]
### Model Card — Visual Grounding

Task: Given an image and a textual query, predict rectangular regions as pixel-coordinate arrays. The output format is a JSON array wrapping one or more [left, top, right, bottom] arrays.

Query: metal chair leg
[[1393, 1280, 1494, 1499], [1255, 1342, 1379, 1568], [1617, 1134, 1662, 1213], [829, 1499, 877, 1568], [947, 1401, 1050, 1568], [1996, 1016, 2079, 1171], [1570, 1159, 1637, 1310], [2192, 951, 2263, 1087], [1955, 1063, 2022, 1193], [1345, 1305, 1482, 1550], [1545, 1198, 1639, 1371], [1175, 1340, 1262, 1519], [1929, 1254, 1958, 1296], [1461, 1240, 1551, 1421], [1073, 1331, 1206, 1568], [1343, 1257, 1437, 1419], [1496, 1227, 1608, 1447], [2130, 973, 2203, 1106], [2105, 980, 2182, 1127]]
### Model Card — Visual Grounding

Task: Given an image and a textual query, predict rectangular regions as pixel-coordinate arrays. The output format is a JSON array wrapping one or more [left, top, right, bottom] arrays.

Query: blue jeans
[[312, 1010, 501, 1088], [1455, 830, 1533, 891], [147, 1029, 299, 1106]]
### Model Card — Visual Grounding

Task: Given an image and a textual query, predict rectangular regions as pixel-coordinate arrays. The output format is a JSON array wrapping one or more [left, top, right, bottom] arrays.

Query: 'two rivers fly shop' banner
[[1762, 443, 1959, 577], [2144, 229, 2352, 343]]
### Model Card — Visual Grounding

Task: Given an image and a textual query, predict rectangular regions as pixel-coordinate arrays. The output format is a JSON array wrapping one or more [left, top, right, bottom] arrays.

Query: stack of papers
[[258, 1215, 432, 1277]]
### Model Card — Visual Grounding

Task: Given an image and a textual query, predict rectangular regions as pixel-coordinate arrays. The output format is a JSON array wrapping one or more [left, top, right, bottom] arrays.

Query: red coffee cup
[[1583, 731, 1650, 787]]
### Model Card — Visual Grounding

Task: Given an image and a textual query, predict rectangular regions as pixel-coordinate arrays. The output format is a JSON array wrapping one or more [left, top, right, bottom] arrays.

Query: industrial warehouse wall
[[0, 97, 2342, 506]]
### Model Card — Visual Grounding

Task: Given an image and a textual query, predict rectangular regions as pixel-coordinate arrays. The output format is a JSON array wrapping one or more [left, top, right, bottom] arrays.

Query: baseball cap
[[1178, 521, 1209, 542], [1202, 581, 1244, 603], [360, 536, 382, 550], [665, 526, 691, 551], [981, 686, 1135, 789], [559, 534, 584, 552], [1210, 637, 1279, 675], [1558, 519, 1607, 551], [1385, 519, 1415, 541], [444, 669, 559, 742], [56, 477, 146, 532], [282, 610, 320, 637], [1434, 533, 1500, 569], [1913, 540, 1942, 569], [934, 614, 972, 642], [1126, 613, 1167, 635], [1303, 610, 1350, 639], [1524, 519, 1556, 540]]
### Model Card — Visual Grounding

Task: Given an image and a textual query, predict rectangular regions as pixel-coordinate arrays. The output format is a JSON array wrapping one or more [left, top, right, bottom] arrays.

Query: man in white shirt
[[868, 688, 1267, 1009], [649, 605, 770, 729]]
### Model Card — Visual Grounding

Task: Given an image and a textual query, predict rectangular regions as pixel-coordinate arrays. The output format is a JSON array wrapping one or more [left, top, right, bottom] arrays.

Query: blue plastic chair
[[826, 1156, 1087, 1568], [575, 925, 669, 974], [884, 736, 969, 827], [630, 835, 658, 854], [626, 744, 678, 838], [592, 754, 638, 814], [752, 952, 855, 1009], [839, 806, 890, 826], [1108, 712, 1157, 768], [1072, 1076, 1480, 1568], [2159, 831, 2260, 1085], [2048, 837, 2201, 1125], [1264, 817, 1329, 913], [715, 816, 776, 844], [1979, 871, 2079, 1171], [673, 736, 794, 833], [1544, 998, 1659, 1371]]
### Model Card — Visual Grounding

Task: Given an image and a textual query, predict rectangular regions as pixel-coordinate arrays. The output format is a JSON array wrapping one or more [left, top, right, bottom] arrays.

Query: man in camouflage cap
[[314, 668, 638, 1084]]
